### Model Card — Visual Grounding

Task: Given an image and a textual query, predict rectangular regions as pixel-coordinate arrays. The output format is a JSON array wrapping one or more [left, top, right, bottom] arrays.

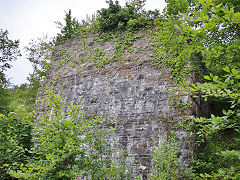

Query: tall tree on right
[[153, 0, 240, 81], [152, 0, 240, 178]]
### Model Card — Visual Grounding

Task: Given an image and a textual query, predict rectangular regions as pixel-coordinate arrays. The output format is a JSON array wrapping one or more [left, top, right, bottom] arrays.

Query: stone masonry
[[42, 32, 190, 177]]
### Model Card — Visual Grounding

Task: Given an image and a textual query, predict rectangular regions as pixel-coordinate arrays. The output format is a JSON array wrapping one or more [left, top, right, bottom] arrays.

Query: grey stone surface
[[42, 33, 191, 177]]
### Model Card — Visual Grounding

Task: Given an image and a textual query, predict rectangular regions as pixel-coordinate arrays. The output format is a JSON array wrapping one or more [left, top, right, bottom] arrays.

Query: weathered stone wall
[[42, 32, 190, 176]]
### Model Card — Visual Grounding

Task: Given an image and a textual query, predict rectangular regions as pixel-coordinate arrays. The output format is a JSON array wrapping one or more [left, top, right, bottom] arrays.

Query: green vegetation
[[188, 68, 240, 179], [8, 91, 135, 179], [150, 0, 240, 179], [152, 0, 240, 82], [149, 132, 192, 179], [96, 0, 158, 32], [1, 0, 239, 179], [0, 29, 21, 115], [0, 107, 33, 179], [0, 91, 135, 179], [55, 0, 159, 45], [55, 9, 90, 44]]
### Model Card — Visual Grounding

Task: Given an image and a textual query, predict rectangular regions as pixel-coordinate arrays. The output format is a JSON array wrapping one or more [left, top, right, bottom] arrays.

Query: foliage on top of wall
[[55, 0, 160, 45], [96, 0, 159, 32], [55, 10, 92, 45]]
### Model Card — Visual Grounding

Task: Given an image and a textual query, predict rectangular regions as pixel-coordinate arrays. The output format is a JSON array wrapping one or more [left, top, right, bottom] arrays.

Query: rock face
[[43, 32, 190, 176]]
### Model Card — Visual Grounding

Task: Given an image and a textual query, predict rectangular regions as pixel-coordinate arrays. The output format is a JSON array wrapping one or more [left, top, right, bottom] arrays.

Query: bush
[[0, 106, 33, 179], [9, 91, 135, 179], [149, 132, 193, 180], [55, 9, 88, 44], [97, 0, 158, 32], [188, 67, 240, 179]]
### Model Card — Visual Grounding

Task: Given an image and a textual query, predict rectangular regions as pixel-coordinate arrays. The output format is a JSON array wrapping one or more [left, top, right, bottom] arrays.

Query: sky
[[0, 0, 167, 85]]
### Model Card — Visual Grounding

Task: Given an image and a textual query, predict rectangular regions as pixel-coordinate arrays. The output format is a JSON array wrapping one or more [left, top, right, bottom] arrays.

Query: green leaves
[[0, 29, 21, 73], [153, 0, 240, 81], [8, 91, 135, 179], [232, 68, 238, 76], [0, 107, 33, 179], [223, 66, 230, 73], [97, 0, 156, 32], [0, 29, 21, 115], [188, 67, 240, 154], [204, 75, 211, 81], [204, 74, 219, 82]]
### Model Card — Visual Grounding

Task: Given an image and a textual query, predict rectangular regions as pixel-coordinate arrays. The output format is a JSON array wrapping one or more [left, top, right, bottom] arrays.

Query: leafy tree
[[0, 29, 21, 74], [25, 35, 53, 79], [97, 0, 158, 32], [152, 0, 240, 81], [188, 67, 240, 179], [0, 29, 21, 114], [55, 9, 86, 44], [151, 0, 240, 178], [189, 67, 239, 137], [14, 36, 55, 112]]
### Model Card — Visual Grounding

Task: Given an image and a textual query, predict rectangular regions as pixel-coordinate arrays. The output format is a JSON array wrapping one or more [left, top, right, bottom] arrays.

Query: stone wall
[[42, 32, 190, 177]]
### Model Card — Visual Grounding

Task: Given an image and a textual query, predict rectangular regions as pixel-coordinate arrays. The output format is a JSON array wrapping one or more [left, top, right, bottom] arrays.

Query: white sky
[[0, 0, 167, 85]]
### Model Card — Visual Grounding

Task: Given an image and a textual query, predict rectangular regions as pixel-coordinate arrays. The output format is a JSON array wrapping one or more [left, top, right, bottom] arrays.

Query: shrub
[[55, 9, 87, 44], [97, 0, 158, 32], [149, 132, 193, 179], [188, 67, 240, 179], [9, 91, 135, 179], [0, 106, 33, 179]]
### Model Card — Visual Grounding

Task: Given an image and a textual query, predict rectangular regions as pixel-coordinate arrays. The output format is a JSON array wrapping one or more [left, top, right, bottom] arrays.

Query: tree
[[187, 67, 240, 179], [151, 0, 240, 178], [55, 9, 83, 44], [20, 36, 54, 112], [152, 0, 240, 81], [97, 0, 148, 32], [0, 29, 21, 114], [0, 29, 21, 75], [25, 35, 53, 79], [0, 106, 33, 179]]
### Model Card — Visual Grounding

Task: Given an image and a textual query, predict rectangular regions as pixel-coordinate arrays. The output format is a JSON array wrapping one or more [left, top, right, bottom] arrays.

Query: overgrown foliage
[[97, 0, 147, 32], [7, 91, 135, 179], [55, 0, 159, 45], [189, 67, 240, 138], [0, 106, 33, 179], [96, 0, 161, 32], [188, 67, 240, 179], [151, 0, 240, 179], [152, 0, 240, 82], [149, 132, 192, 179], [55, 9, 91, 44], [0, 29, 21, 115]]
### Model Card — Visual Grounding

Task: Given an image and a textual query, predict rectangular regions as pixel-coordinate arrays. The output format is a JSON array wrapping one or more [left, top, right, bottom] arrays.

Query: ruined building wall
[[41, 32, 190, 173]]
